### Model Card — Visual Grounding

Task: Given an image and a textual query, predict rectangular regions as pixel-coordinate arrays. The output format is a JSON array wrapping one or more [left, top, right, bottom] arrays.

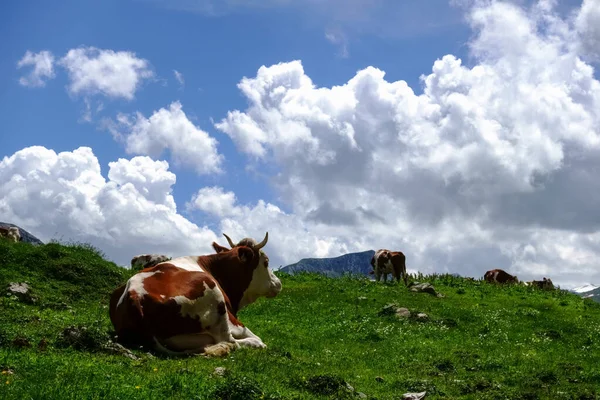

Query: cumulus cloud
[[187, 186, 240, 217], [104, 101, 223, 175], [17, 50, 56, 87], [0, 146, 218, 266], [59, 46, 154, 100], [575, 0, 600, 61], [213, 0, 600, 287]]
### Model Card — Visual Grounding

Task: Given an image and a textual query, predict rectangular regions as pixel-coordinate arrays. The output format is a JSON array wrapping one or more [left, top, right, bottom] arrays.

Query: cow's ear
[[237, 247, 254, 264], [212, 242, 229, 253]]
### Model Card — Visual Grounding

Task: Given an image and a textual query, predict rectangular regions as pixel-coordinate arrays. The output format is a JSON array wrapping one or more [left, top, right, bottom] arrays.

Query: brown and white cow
[[484, 269, 519, 284], [369, 249, 408, 285], [109, 232, 282, 357], [130, 254, 171, 272], [528, 277, 555, 290], [0, 226, 21, 243]]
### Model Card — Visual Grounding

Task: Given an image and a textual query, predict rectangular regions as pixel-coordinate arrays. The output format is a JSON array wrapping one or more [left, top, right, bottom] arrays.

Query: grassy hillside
[[1, 239, 600, 399]]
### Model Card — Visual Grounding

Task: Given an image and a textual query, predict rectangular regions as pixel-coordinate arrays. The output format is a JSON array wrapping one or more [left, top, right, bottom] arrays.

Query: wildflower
[[153, 368, 158, 372], [135, 385, 141, 389]]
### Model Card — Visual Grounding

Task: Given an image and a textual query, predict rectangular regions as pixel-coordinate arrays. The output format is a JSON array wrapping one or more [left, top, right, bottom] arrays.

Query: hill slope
[[0, 222, 44, 245], [280, 250, 375, 277], [1, 239, 600, 399]]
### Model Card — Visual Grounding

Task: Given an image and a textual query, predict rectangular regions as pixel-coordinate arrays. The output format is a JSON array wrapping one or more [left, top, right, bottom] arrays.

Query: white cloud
[[105, 101, 223, 175], [17, 50, 56, 87], [173, 70, 185, 88], [325, 27, 349, 58], [575, 0, 600, 61], [59, 46, 154, 100], [0, 146, 219, 266], [187, 186, 240, 217], [213, 0, 600, 288]]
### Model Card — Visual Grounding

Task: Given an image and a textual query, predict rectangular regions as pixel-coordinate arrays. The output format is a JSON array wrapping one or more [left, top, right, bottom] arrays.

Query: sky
[[1, 0, 600, 289]]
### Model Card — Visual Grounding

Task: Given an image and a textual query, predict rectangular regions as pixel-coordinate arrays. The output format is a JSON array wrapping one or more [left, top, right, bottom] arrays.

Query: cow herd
[[0, 229, 557, 357]]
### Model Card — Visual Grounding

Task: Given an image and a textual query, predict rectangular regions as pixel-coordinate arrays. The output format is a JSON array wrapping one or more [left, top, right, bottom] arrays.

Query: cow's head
[[212, 232, 282, 309]]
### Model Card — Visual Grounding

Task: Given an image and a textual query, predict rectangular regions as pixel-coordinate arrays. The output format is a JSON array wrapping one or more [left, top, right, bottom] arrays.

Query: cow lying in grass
[[0, 226, 21, 243], [130, 254, 171, 272], [484, 269, 519, 284], [109, 232, 282, 357]]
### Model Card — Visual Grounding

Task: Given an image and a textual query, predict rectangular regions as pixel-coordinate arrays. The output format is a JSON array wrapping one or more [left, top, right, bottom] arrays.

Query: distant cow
[[0, 226, 21, 243], [369, 249, 408, 285], [528, 277, 555, 290], [109, 232, 282, 357], [130, 254, 171, 272], [484, 269, 518, 284]]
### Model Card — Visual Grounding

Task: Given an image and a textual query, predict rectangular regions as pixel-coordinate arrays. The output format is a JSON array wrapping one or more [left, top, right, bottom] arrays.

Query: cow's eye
[[264, 259, 269, 267]]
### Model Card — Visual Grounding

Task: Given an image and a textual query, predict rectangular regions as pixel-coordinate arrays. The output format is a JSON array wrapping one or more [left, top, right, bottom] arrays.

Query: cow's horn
[[254, 232, 268, 250], [223, 233, 236, 248]]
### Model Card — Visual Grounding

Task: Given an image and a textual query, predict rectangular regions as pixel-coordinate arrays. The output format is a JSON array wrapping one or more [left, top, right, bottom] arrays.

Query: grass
[[1, 239, 600, 399]]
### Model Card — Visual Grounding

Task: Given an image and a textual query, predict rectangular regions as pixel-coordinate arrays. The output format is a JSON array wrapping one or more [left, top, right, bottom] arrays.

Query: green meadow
[[1, 239, 599, 399]]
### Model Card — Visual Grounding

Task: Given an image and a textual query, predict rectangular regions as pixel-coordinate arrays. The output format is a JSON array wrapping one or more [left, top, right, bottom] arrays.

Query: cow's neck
[[200, 254, 254, 315]]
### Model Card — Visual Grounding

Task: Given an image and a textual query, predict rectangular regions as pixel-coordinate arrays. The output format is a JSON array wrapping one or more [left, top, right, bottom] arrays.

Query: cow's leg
[[375, 270, 382, 282], [383, 273, 388, 282]]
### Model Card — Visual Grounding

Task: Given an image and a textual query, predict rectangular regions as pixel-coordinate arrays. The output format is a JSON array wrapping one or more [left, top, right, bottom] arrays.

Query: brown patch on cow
[[200, 246, 260, 315]]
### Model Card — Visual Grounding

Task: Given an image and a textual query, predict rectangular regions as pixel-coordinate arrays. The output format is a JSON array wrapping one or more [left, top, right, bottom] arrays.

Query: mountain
[[0, 222, 44, 245], [571, 283, 599, 293], [279, 250, 375, 277], [569, 283, 600, 303]]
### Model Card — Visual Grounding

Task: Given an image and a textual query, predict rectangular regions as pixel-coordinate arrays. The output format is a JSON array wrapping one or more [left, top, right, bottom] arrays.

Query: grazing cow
[[484, 269, 518, 284], [130, 254, 171, 272], [0, 226, 21, 243], [528, 277, 555, 290], [109, 232, 282, 357], [369, 249, 408, 285]]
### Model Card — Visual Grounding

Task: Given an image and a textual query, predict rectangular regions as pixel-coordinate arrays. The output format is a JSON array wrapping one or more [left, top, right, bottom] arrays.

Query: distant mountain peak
[[571, 283, 599, 294], [280, 250, 375, 277]]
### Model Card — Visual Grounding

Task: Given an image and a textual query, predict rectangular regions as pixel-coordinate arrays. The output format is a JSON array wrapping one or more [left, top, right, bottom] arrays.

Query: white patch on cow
[[172, 281, 225, 328], [160, 294, 166, 299], [239, 253, 282, 310], [117, 270, 160, 307], [382, 260, 394, 274], [164, 256, 203, 272]]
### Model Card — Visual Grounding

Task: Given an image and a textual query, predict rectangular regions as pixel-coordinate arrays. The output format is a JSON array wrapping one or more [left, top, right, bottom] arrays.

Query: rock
[[395, 307, 411, 318], [7, 282, 36, 303], [403, 392, 427, 399], [357, 392, 367, 399], [408, 282, 442, 297], [375, 376, 384, 382], [345, 383, 355, 392], [212, 367, 227, 377], [102, 342, 139, 360], [416, 313, 429, 320]]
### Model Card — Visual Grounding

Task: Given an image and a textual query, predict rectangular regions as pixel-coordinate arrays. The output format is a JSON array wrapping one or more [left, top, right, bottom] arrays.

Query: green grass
[[1, 239, 600, 399]]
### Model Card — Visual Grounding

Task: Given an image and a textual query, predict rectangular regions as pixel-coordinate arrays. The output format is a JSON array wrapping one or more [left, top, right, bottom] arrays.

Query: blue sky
[[1, 0, 600, 288]]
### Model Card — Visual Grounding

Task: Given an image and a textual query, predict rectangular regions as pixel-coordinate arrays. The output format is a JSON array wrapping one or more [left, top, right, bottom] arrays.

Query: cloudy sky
[[2, 0, 600, 288]]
